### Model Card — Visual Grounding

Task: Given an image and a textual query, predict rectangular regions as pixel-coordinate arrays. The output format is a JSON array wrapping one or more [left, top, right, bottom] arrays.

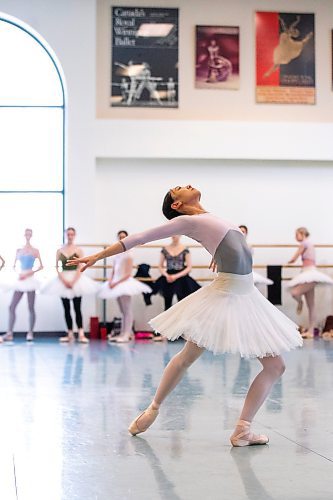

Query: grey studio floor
[[0, 338, 333, 500]]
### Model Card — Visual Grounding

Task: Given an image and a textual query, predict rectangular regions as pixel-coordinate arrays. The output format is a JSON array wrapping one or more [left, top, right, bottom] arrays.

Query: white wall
[[0, 0, 332, 332]]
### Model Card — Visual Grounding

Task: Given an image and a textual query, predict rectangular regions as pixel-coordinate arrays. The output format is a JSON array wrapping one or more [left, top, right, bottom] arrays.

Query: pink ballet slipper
[[128, 404, 159, 436], [230, 419, 269, 447]]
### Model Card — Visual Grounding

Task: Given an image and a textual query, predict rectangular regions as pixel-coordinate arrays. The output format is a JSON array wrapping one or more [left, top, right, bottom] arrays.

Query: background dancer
[[1, 228, 43, 342], [42, 227, 98, 343], [155, 235, 200, 310], [99, 230, 151, 343], [287, 227, 333, 339]]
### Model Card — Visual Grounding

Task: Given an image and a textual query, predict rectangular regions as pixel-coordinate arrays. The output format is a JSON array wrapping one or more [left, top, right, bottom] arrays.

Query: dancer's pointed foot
[[128, 403, 159, 436], [26, 332, 34, 342], [1, 332, 13, 342], [230, 419, 269, 447]]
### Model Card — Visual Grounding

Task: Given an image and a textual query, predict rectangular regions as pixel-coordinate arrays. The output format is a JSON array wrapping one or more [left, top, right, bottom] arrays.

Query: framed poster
[[111, 6, 178, 108], [256, 12, 315, 104], [195, 26, 240, 89]]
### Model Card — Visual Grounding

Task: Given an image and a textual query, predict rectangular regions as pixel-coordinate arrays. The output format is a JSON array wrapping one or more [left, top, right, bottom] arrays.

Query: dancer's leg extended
[[291, 282, 314, 314], [129, 340, 204, 435], [231, 355, 285, 446]]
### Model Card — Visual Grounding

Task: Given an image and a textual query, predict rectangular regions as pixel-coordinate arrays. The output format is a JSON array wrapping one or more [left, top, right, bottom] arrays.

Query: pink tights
[[291, 283, 316, 332], [145, 341, 285, 426]]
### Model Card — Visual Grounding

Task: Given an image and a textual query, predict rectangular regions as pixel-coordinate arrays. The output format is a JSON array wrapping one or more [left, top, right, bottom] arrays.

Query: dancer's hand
[[166, 274, 175, 283], [108, 282, 117, 289], [66, 255, 98, 272], [19, 270, 33, 280], [209, 258, 217, 273]]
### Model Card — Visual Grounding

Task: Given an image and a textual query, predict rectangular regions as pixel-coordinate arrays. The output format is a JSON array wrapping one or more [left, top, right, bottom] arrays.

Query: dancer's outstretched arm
[[67, 216, 192, 272]]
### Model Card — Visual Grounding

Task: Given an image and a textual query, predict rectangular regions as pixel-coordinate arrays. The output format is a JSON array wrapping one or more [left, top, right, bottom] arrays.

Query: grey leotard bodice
[[213, 230, 252, 274]]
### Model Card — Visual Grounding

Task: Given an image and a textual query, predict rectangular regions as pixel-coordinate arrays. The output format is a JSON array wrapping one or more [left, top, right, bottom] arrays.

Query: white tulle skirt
[[99, 277, 151, 299], [253, 271, 273, 286], [149, 272, 303, 358], [41, 271, 99, 299], [286, 266, 333, 288], [0, 271, 41, 292]]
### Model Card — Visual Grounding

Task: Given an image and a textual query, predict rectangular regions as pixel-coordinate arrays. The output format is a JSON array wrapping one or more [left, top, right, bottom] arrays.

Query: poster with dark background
[[196, 26, 240, 90], [111, 6, 178, 108], [256, 12, 315, 104]]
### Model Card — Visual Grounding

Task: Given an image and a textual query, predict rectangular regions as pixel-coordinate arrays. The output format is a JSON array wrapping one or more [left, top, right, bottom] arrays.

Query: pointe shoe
[[230, 419, 269, 447], [1, 333, 13, 342], [301, 330, 313, 339], [128, 405, 159, 436], [78, 335, 89, 344], [153, 334, 165, 342], [114, 334, 133, 343], [59, 334, 75, 342]]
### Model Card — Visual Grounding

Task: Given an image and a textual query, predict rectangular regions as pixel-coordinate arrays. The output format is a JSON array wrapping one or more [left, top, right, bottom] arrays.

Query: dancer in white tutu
[[239, 225, 273, 287], [287, 227, 333, 339], [67, 185, 302, 446], [99, 230, 151, 343], [42, 227, 97, 343], [1, 229, 43, 343]]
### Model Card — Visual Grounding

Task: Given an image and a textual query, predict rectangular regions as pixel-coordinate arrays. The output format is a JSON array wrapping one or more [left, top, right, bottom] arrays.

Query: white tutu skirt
[[99, 277, 151, 299], [253, 271, 273, 286], [287, 266, 333, 288], [0, 271, 41, 292], [41, 271, 99, 299], [149, 272, 303, 358]]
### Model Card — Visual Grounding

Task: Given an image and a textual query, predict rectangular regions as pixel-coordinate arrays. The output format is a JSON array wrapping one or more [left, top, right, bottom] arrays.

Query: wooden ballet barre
[[92, 264, 333, 271], [80, 243, 333, 250]]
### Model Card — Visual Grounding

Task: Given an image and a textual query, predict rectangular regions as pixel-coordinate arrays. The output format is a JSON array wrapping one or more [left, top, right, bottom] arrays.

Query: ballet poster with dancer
[[256, 12, 315, 104], [111, 6, 178, 108], [195, 26, 240, 90]]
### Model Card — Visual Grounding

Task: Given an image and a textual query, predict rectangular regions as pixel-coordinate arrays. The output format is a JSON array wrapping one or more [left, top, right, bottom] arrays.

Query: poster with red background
[[256, 12, 315, 104]]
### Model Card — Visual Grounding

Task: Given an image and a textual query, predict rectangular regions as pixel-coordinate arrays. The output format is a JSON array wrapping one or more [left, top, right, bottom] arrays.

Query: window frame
[[0, 15, 66, 233]]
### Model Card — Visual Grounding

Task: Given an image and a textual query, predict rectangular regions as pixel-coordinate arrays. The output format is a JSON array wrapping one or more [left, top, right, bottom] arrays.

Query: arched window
[[0, 14, 65, 268]]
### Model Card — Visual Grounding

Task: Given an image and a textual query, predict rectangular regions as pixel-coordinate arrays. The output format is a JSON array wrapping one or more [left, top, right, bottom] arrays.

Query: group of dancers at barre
[[0, 202, 332, 349], [62, 184, 333, 446]]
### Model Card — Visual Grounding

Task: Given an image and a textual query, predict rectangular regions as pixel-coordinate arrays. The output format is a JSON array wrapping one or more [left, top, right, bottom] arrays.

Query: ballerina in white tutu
[[99, 230, 151, 343], [1, 228, 43, 343], [67, 185, 302, 447], [42, 227, 98, 343], [238, 225, 273, 287], [287, 227, 333, 339]]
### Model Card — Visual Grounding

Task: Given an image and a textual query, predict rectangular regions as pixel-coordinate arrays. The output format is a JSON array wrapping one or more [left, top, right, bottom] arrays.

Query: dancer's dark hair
[[162, 192, 181, 220], [117, 230, 128, 237]]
